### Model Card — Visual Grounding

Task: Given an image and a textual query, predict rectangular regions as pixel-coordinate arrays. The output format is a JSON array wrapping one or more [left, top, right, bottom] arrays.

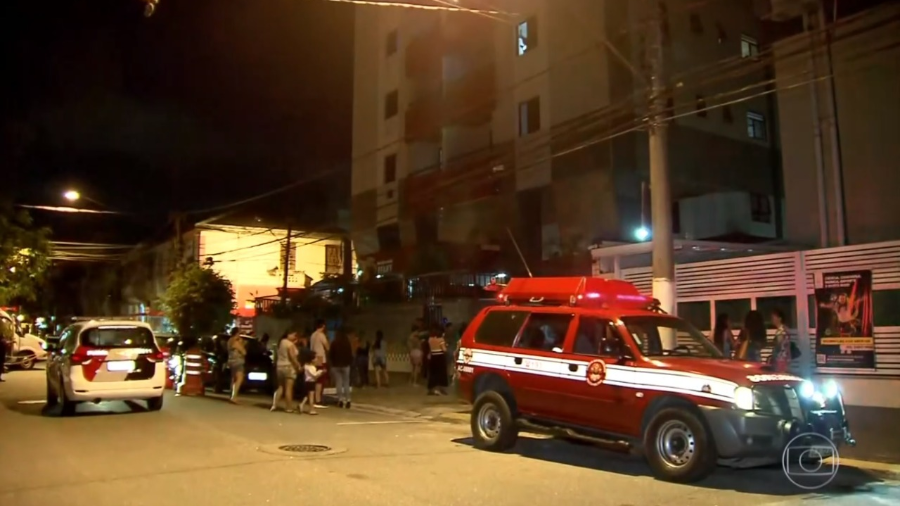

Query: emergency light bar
[[497, 277, 656, 309]]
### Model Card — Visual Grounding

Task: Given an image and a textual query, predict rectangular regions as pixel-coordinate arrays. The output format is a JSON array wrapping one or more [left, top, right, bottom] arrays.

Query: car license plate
[[248, 372, 267, 381], [107, 360, 135, 373]]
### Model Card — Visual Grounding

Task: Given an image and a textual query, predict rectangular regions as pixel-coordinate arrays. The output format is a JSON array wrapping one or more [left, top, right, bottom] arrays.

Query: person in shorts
[[310, 319, 330, 407], [372, 330, 389, 388], [299, 354, 325, 415], [226, 328, 247, 404], [270, 331, 302, 412]]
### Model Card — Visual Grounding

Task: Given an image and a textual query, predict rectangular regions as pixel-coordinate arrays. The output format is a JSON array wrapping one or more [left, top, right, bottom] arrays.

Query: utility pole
[[173, 212, 184, 270], [647, 0, 676, 348], [281, 222, 292, 303]]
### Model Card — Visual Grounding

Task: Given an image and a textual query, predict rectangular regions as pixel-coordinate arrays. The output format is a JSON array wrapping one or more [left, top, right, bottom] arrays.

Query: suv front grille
[[754, 384, 805, 420]]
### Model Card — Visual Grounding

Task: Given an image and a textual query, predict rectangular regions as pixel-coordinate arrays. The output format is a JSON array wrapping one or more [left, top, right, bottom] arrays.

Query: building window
[[325, 244, 342, 274], [696, 95, 707, 117], [383, 154, 397, 184], [517, 16, 537, 56], [750, 193, 772, 223], [722, 105, 734, 123], [747, 111, 767, 140], [690, 13, 703, 34], [386, 30, 398, 56], [741, 34, 759, 58], [518, 96, 541, 136], [384, 90, 398, 119]]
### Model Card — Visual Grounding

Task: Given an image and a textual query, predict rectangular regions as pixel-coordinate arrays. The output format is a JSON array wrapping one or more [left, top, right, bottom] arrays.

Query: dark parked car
[[203, 334, 274, 395]]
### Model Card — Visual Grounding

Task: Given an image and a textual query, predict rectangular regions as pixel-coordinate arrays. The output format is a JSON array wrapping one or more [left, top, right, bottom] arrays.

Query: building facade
[[351, 0, 780, 276], [765, 0, 900, 247], [120, 224, 352, 319]]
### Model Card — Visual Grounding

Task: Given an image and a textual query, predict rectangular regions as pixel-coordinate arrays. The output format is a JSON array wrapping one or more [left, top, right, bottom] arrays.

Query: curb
[[830, 457, 900, 480]]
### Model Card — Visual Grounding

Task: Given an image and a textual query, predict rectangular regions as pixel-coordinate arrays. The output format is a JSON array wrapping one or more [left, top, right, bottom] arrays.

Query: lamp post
[[63, 189, 107, 209]]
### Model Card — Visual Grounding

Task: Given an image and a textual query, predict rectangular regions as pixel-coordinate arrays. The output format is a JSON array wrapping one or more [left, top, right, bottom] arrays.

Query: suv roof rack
[[497, 276, 661, 310]]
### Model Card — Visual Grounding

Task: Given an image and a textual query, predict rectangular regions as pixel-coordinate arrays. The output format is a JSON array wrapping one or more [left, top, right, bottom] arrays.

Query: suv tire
[[46, 378, 58, 407], [471, 391, 518, 452], [59, 379, 77, 417], [644, 407, 716, 483], [147, 395, 164, 412]]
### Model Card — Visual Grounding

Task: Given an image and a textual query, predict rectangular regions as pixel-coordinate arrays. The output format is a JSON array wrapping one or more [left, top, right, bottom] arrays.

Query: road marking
[[336, 420, 430, 426], [17, 400, 47, 405]]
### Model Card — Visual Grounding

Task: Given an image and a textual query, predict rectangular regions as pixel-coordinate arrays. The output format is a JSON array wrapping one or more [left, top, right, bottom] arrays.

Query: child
[[299, 352, 325, 415]]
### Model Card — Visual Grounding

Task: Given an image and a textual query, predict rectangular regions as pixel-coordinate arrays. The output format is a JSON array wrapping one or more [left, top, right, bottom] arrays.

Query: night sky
[[2, 0, 354, 241]]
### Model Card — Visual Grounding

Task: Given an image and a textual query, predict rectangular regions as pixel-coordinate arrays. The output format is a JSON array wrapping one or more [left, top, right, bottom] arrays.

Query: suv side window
[[514, 313, 573, 352], [474, 310, 528, 347], [572, 317, 627, 357]]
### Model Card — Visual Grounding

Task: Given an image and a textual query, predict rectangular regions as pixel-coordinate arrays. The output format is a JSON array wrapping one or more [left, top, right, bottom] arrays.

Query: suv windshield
[[80, 326, 156, 349], [622, 316, 722, 359]]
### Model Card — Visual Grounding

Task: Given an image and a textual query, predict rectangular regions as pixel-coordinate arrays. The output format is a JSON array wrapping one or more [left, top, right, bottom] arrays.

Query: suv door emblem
[[586, 359, 607, 386]]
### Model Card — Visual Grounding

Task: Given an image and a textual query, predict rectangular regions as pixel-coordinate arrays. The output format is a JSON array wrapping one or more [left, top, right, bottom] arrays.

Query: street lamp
[[634, 226, 651, 242], [63, 190, 81, 202]]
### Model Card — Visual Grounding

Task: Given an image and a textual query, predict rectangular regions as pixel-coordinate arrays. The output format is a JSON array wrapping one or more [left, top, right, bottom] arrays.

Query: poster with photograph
[[814, 270, 875, 369]]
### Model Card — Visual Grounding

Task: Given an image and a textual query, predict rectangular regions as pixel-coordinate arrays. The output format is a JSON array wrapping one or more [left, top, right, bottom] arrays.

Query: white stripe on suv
[[459, 348, 738, 404]]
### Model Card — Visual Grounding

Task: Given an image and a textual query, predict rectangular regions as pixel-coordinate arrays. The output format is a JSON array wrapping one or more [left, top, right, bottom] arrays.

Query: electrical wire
[[314, 0, 512, 16], [174, 0, 725, 218], [145, 4, 897, 263]]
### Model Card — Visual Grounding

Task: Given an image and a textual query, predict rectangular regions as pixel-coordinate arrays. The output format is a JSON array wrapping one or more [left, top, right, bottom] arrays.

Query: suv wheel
[[59, 379, 77, 416], [46, 377, 58, 407], [147, 396, 164, 411], [471, 391, 518, 452], [644, 407, 716, 483]]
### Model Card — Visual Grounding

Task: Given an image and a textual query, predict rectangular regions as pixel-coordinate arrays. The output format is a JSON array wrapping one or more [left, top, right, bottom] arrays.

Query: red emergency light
[[497, 277, 656, 310]]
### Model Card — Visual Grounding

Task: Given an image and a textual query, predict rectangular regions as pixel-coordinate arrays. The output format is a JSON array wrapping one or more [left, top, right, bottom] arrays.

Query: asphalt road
[[1, 368, 898, 506]]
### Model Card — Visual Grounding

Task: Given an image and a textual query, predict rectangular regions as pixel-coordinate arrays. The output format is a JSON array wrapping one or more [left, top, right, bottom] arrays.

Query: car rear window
[[80, 326, 155, 349], [474, 310, 528, 347]]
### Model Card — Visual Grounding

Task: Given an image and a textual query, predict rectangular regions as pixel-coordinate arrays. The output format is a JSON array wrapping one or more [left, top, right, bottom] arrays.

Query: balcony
[[443, 12, 494, 55], [404, 92, 443, 143], [443, 62, 497, 127], [405, 25, 443, 80], [402, 142, 513, 214]]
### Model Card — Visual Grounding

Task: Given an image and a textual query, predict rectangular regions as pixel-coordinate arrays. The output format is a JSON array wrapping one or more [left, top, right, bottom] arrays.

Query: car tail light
[[71, 346, 108, 365], [146, 350, 167, 362]]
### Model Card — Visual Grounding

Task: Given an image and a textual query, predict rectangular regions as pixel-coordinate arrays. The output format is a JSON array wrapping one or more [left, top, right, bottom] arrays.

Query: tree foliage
[[0, 205, 51, 305], [159, 262, 235, 337]]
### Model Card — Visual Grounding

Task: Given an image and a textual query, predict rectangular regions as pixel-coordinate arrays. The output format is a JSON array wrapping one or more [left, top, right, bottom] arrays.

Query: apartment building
[[764, 0, 900, 247], [351, 0, 779, 276]]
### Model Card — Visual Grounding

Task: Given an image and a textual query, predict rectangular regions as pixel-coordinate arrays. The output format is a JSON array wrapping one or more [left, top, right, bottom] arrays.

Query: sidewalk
[[336, 372, 469, 421]]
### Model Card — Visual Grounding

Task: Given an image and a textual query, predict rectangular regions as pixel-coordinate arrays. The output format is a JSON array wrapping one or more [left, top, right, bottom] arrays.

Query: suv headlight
[[734, 386, 754, 410]]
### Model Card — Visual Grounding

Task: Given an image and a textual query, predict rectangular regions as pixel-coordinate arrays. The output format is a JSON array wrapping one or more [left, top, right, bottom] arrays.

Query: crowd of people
[[710, 308, 800, 371]]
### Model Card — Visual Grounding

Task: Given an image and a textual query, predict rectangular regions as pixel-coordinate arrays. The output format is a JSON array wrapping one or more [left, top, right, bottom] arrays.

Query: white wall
[[679, 191, 777, 239], [198, 227, 351, 291]]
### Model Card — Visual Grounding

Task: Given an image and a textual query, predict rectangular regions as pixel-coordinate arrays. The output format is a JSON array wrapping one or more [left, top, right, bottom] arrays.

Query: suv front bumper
[[702, 406, 854, 460]]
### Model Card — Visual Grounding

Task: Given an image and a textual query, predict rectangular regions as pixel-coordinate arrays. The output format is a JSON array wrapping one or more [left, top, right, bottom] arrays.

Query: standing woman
[[712, 314, 737, 358], [426, 325, 448, 396], [736, 310, 767, 362], [227, 329, 247, 404], [372, 330, 389, 388], [329, 329, 355, 408], [270, 331, 302, 412], [407, 324, 423, 386]]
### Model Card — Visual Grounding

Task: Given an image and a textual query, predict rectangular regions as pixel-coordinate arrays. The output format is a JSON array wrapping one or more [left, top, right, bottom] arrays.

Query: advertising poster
[[814, 270, 875, 369]]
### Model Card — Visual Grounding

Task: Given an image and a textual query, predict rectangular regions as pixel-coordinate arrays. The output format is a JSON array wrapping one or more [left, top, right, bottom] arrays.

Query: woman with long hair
[[372, 330, 389, 388], [736, 310, 767, 362], [329, 328, 355, 408], [712, 313, 736, 358], [226, 329, 247, 404]]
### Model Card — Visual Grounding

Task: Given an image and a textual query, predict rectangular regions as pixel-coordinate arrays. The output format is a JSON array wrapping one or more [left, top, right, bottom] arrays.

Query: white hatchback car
[[45, 320, 167, 415]]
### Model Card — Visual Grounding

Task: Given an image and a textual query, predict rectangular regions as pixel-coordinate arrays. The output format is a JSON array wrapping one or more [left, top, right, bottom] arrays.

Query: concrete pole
[[647, 0, 676, 348]]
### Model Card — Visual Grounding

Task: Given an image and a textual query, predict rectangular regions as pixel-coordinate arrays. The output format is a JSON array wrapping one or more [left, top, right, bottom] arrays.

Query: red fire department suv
[[456, 277, 854, 483]]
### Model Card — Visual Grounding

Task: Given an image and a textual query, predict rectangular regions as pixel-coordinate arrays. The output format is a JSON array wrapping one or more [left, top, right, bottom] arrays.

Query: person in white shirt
[[310, 319, 330, 408]]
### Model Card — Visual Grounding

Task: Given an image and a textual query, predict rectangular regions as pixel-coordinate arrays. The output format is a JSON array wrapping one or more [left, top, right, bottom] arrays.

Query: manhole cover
[[278, 444, 331, 453]]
